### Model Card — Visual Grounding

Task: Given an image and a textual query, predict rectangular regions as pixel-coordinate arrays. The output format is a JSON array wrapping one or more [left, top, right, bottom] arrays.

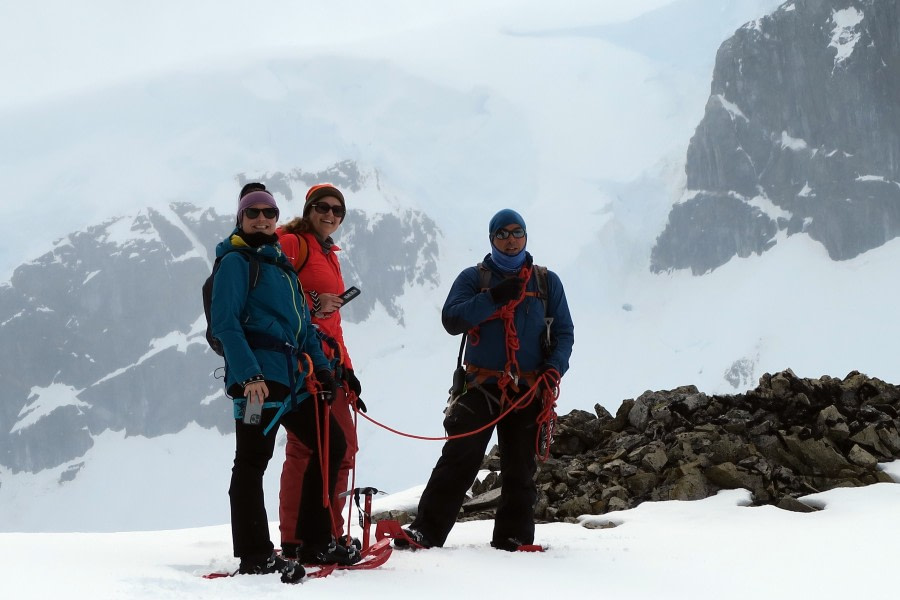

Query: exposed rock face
[[412, 369, 899, 526], [652, 0, 900, 274]]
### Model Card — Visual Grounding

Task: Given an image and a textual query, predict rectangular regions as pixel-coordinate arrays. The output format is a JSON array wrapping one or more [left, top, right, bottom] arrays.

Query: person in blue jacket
[[210, 188, 360, 581], [396, 208, 574, 551]]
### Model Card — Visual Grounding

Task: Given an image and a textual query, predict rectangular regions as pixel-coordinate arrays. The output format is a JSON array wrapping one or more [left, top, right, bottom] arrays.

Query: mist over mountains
[[4, 0, 898, 532]]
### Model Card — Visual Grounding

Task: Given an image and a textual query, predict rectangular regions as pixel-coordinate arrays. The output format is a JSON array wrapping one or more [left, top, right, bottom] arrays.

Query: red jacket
[[277, 229, 353, 370]]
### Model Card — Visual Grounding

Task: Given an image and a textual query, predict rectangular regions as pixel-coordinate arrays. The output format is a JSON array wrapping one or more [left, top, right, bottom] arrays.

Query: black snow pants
[[229, 381, 346, 559], [409, 383, 539, 546]]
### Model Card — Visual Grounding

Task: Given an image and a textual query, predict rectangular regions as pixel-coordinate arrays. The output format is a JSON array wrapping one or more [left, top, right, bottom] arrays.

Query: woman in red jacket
[[276, 183, 363, 560]]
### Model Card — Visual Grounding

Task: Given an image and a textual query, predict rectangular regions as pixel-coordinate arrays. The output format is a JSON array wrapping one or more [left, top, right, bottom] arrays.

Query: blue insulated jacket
[[210, 231, 329, 393], [441, 253, 574, 379]]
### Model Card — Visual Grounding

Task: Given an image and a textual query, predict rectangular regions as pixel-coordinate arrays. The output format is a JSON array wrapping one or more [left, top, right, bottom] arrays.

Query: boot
[[393, 527, 433, 549], [490, 537, 525, 552], [302, 538, 362, 566], [238, 551, 305, 583]]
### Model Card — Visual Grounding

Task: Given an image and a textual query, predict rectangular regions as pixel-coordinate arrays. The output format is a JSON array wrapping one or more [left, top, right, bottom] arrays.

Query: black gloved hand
[[344, 368, 362, 397], [343, 368, 367, 412], [489, 277, 524, 304], [315, 368, 337, 405]]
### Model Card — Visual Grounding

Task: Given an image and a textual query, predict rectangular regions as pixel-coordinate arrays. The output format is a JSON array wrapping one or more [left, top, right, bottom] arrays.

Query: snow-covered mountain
[[8, 0, 900, 534], [0, 163, 438, 474]]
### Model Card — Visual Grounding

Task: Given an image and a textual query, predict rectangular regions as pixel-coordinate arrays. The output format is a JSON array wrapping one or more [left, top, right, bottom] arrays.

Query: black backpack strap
[[532, 265, 549, 305], [221, 248, 264, 290], [532, 264, 554, 354], [476, 262, 492, 291], [247, 253, 261, 289]]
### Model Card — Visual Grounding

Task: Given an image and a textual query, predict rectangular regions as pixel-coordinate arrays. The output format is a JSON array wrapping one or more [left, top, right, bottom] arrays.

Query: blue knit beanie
[[488, 209, 527, 272], [488, 209, 526, 237]]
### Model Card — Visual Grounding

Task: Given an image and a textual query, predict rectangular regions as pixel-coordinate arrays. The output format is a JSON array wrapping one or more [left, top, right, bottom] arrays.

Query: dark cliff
[[652, 0, 900, 274]]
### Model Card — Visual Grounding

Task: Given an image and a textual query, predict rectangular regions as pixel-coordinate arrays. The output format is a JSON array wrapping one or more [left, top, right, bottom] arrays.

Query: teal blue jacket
[[210, 230, 329, 393]]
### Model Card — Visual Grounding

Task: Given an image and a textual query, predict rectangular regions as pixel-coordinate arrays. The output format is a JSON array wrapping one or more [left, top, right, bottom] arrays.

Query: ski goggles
[[243, 207, 279, 219], [311, 203, 346, 218], [493, 228, 526, 240]]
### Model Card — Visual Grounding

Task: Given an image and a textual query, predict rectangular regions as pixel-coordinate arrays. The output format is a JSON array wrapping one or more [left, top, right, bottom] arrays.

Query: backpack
[[201, 250, 262, 356]]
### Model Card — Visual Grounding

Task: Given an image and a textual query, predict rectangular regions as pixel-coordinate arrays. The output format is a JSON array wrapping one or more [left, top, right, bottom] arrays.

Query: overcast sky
[[1, 0, 674, 111]]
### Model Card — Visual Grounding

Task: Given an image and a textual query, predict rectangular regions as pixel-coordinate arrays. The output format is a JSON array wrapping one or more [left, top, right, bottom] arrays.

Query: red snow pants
[[279, 387, 358, 545]]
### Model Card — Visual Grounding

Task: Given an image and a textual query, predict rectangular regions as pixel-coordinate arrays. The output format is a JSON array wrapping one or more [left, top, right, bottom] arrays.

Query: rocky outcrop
[[652, 0, 900, 274], [385, 369, 899, 526]]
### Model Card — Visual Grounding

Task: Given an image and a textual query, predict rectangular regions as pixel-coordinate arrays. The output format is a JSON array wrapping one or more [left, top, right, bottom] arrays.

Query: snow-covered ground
[[2, 461, 898, 599]]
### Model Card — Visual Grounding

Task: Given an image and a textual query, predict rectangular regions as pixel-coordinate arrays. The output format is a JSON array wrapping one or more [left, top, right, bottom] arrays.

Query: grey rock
[[463, 488, 502, 511], [468, 369, 900, 524], [776, 496, 820, 514], [847, 444, 878, 469], [652, 0, 900, 274], [849, 425, 893, 458]]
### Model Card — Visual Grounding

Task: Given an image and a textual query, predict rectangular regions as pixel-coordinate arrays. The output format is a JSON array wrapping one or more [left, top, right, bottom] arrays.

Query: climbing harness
[[231, 335, 318, 436]]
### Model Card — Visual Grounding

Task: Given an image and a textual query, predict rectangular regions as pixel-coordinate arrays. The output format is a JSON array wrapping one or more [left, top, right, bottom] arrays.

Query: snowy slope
[[1, 467, 898, 599]]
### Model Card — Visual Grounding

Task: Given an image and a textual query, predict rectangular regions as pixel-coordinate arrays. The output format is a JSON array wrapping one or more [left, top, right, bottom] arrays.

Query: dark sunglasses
[[243, 207, 279, 219], [312, 203, 346, 218], [493, 228, 526, 240]]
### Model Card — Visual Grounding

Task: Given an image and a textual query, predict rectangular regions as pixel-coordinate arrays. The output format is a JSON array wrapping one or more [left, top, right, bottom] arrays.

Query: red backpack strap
[[292, 233, 310, 272]]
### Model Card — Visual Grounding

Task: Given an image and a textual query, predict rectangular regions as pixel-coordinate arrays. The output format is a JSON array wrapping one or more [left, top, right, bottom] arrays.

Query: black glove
[[315, 369, 337, 405], [343, 368, 367, 412], [344, 368, 362, 397], [489, 277, 524, 304]]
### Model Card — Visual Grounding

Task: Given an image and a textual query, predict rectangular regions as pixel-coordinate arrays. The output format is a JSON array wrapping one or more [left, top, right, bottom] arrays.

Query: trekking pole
[[346, 486, 382, 551]]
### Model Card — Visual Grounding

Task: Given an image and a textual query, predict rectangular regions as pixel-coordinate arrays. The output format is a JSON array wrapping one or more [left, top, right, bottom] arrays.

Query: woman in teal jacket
[[210, 189, 360, 582]]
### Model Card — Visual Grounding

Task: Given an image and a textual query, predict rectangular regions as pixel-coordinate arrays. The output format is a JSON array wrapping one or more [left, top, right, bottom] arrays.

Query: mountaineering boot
[[302, 538, 362, 566], [238, 551, 305, 583], [393, 526, 433, 550], [490, 537, 525, 552], [279, 559, 305, 584]]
